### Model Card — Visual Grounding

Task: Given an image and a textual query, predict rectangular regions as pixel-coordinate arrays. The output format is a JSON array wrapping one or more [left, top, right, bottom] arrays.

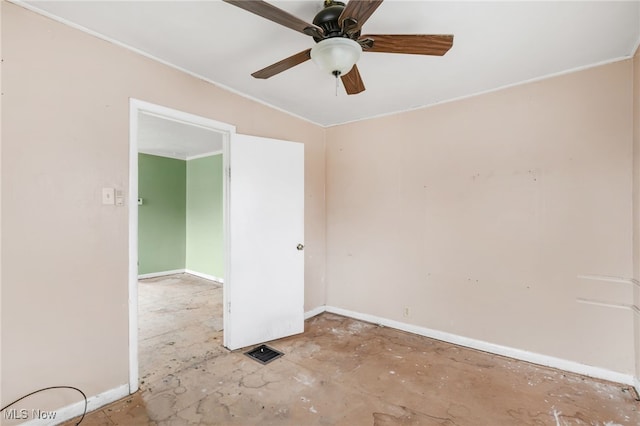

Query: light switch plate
[[115, 189, 125, 206]]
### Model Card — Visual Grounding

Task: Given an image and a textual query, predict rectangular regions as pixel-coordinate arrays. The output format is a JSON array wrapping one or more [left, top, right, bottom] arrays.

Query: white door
[[223, 134, 305, 350]]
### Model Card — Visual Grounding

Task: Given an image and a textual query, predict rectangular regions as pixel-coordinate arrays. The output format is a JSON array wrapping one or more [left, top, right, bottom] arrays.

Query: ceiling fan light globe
[[310, 37, 362, 76]]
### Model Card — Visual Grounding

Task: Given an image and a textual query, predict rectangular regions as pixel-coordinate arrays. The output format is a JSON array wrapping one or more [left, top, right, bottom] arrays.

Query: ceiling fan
[[223, 0, 454, 95]]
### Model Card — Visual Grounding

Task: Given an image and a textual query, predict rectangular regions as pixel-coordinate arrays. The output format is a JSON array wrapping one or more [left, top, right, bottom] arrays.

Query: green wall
[[138, 153, 223, 277], [138, 153, 186, 274], [186, 154, 224, 278]]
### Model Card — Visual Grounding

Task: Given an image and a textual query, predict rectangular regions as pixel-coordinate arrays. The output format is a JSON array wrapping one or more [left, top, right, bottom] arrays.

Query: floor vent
[[245, 344, 283, 364]]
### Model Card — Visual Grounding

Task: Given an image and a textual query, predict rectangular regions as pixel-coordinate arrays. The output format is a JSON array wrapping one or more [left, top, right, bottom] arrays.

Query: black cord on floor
[[0, 386, 87, 425]]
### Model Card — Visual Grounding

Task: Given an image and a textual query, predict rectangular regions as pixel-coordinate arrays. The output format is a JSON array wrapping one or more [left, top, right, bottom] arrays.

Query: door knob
[[297, 244, 304, 251]]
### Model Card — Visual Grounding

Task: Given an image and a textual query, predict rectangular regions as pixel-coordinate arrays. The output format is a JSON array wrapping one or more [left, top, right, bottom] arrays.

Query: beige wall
[[326, 59, 635, 375], [0, 1, 325, 412]]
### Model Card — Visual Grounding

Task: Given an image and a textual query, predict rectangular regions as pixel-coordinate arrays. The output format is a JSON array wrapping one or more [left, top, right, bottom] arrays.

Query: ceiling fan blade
[[339, 0, 384, 33], [361, 34, 454, 56], [223, 0, 324, 38], [341, 65, 366, 95], [252, 49, 312, 79]]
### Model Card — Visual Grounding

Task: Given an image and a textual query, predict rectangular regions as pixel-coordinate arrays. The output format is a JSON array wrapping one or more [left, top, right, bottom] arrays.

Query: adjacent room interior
[[2, 0, 640, 425], [136, 112, 225, 383]]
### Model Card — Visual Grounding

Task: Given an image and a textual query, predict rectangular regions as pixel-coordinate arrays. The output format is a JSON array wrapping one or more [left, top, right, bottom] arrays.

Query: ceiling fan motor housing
[[312, 1, 359, 41]]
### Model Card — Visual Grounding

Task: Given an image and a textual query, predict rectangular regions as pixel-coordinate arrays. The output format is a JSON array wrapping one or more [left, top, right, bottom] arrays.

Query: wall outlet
[[403, 307, 410, 317]]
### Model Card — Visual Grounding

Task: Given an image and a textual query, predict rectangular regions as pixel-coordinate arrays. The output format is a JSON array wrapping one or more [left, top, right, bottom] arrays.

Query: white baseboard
[[323, 305, 636, 387], [20, 383, 130, 426], [184, 269, 224, 283], [304, 305, 326, 320], [137, 269, 223, 283], [138, 269, 185, 279]]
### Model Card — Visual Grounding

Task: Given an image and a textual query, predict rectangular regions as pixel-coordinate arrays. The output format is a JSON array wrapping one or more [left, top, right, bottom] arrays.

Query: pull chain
[[333, 70, 340, 97]]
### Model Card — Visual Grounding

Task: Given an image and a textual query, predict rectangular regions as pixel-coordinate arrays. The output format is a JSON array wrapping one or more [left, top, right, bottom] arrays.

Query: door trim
[[128, 99, 235, 393]]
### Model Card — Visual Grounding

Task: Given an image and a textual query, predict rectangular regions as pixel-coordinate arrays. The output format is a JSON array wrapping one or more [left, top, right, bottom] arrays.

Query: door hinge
[[227, 302, 231, 313], [227, 168, 231, 180]]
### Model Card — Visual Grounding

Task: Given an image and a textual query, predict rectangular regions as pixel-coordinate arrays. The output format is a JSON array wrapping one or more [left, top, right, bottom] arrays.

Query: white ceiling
[[138, 112, 223, 160], [19, 0, 640, 127]]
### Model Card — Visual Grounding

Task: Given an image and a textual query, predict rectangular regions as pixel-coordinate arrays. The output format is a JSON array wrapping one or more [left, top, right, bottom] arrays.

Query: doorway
[[129, 99, 235, 393], [129, 99, 305, 394]]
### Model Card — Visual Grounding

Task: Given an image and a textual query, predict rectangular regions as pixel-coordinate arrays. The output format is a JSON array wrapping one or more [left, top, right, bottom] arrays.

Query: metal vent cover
[[244, 344, 284, 364]]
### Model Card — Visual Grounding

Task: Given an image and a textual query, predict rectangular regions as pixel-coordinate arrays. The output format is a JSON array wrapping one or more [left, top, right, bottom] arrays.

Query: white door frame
[[128, 99, 235, 393]]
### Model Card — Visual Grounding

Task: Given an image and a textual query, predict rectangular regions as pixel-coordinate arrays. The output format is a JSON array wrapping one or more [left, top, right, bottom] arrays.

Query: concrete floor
[[65, 274, 639, 425]]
